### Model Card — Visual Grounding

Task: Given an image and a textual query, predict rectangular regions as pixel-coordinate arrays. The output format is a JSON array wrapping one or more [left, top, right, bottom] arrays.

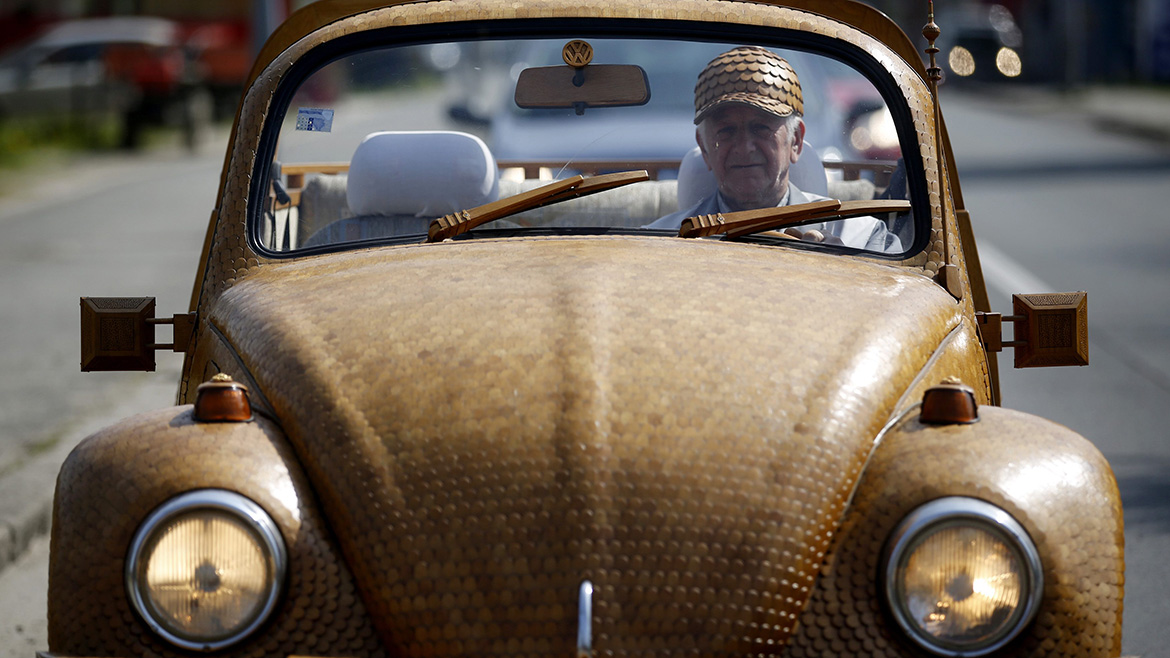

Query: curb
[[1090, 114, 1170, 145], [0, 370, 181, 575], [0, 455, 55, 569], [1062, 88, 1170, 146], [1081, 87, 1170, 146], [949, 84, 1170, 147]]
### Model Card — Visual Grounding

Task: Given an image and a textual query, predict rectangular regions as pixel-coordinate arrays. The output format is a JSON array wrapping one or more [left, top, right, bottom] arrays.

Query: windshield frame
[[247, 17, 930, 260]]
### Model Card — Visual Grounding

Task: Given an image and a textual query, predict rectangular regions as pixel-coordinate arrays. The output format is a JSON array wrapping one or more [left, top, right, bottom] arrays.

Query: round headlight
[[883, 497, 1042, 657], [126, 490, 287, 651]]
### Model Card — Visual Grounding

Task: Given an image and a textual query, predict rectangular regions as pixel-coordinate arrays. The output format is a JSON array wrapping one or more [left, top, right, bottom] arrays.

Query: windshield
[[258, 35, 918, 255]]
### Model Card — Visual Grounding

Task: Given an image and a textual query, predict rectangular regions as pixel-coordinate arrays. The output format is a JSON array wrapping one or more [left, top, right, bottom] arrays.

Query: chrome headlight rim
[[882, 496, 1044, 658], [125, 489, 287, 652]]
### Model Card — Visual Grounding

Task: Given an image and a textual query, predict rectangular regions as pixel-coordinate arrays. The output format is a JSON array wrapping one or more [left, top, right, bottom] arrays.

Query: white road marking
[[976, 238, 1054, 298]]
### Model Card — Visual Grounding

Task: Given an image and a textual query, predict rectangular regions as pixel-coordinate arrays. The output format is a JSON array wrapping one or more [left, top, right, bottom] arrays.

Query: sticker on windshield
[[296, 108, 334, 132]]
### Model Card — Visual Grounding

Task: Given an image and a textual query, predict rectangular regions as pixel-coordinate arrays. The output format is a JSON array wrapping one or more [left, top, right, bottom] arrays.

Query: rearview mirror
[[515, 64, 650, 114]]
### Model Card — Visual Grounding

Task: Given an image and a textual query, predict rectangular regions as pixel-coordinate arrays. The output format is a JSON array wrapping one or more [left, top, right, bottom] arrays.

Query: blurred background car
[[181, 19, 251, 122], [933, 1, 1025, 83], [0, 16, 211, 148]]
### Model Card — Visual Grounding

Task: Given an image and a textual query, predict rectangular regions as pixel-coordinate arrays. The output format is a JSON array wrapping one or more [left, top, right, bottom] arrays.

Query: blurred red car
[[0, 16, 207, 147]]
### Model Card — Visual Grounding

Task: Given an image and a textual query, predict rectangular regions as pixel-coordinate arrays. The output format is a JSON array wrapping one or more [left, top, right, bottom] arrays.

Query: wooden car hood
[[210, 236, 961, 654]]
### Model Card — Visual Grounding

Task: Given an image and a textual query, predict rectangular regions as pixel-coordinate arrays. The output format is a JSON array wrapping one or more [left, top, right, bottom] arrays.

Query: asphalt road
[[1, 87, 1167, 657]]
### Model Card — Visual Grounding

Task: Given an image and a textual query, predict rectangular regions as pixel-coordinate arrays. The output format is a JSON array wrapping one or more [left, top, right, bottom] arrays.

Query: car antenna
[[924, 1, 963, 300]]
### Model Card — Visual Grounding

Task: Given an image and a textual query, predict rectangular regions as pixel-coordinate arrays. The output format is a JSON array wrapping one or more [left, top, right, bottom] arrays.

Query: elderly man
[[647, 46, 900, 253]]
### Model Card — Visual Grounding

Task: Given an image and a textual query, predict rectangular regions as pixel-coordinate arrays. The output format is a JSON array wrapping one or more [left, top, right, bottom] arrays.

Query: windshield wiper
[[427, 170, 650, 242], [677, 199, 911, 240]]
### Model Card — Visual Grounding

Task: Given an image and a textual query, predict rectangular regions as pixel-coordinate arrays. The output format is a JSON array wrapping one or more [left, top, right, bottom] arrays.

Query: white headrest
[[790, 140, 828, 197], [676, 140, 828, 210], [677, 147, 717, 211], [346, 131, 499, 217]]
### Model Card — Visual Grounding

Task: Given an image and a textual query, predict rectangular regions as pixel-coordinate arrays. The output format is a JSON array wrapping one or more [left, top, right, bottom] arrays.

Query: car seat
[[304, 130, 500, 247]]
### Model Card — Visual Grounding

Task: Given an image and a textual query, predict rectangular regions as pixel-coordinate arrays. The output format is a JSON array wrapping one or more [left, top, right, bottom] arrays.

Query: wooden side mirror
[[976, 292, 1088, 368], [80, 297, 195, 372]]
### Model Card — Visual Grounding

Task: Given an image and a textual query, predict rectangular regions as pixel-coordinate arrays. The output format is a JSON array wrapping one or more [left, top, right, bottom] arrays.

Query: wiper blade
[[677, 199, 911, 240], [427, 170, 649, 242]]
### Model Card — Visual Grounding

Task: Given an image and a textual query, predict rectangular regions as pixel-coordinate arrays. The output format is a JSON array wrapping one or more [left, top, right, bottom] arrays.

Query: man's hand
[[782, 227, 844, 245]]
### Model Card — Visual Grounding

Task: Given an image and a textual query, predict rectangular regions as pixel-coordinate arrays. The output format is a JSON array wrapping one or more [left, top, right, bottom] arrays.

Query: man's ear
[[695, 127, 713, 170], [790, 118, 807, 161]]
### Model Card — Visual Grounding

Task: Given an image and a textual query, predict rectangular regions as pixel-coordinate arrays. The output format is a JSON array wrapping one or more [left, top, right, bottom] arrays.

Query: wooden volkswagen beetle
[[53, 1, 1121, 657]]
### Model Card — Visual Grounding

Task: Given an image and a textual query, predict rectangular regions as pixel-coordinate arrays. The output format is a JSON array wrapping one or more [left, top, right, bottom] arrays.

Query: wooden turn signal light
[[194, 374, 253, 423], [920, 377, 978, 425]]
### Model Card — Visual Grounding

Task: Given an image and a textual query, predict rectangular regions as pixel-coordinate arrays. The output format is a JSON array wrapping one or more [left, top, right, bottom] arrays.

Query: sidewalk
[[953, 82, 1170, 145], [1081, 86, 1170, 144]]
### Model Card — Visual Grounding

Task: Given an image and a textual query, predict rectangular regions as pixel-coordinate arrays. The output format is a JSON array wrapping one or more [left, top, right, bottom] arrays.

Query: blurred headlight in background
[[427, 42, 461, 71], [126, 490, 287, 651], [849, 106, 899, 158], [883, 497, 1043, 657], [947, 46, 976, 77], [996, 47, 1023, 77]]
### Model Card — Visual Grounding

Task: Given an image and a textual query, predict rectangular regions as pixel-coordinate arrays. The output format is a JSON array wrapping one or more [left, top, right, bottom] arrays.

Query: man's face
[[696, 104, 804, 211]]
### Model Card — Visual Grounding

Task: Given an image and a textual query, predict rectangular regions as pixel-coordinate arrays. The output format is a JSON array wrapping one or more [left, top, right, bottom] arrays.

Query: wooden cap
[[694, 46, 803, 124]]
